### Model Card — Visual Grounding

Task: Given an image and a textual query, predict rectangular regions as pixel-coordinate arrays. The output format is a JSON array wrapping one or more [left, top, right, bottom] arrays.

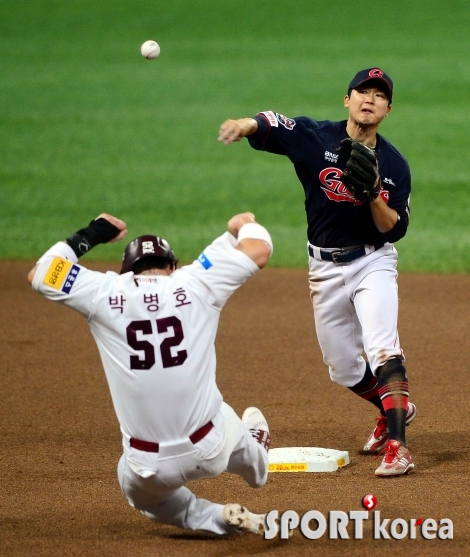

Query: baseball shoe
[[242, 407, 271, 451], [374, 439, 415, 477], [222, 503, 267, 535], [363, 402, 417, 453]]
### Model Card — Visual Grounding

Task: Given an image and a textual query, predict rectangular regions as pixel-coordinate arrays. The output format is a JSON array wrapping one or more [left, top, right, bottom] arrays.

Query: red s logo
[[362, 494, 377, 510]]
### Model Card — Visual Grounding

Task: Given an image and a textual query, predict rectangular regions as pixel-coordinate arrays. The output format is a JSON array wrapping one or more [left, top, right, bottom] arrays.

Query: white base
[[268, 447, 350, 472]]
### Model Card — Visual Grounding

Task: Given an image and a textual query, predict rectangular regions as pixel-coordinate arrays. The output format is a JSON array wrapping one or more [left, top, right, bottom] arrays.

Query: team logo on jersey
[[383, 177, 395, 187], [276, 113, 296, 130], [259, 111, 279, 127], [319, 167, 389, 205], [43, 257, 80, 292], [198, 252, 213, 269]]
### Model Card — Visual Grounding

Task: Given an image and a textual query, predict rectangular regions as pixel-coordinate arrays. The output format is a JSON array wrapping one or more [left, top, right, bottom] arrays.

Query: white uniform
[[308, 243, 404, 386], [31, 231, 269, 535]]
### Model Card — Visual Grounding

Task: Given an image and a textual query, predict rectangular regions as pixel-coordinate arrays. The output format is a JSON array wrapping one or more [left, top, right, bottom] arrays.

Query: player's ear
[[344, 95, 350, 108]]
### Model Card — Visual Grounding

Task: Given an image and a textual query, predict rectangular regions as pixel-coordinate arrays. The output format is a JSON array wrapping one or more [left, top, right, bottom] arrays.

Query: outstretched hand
[[218, 118, 258, 145]]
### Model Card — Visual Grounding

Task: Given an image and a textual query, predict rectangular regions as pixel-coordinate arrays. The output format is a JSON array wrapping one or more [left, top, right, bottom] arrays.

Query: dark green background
[[1, 0, 469, 271]]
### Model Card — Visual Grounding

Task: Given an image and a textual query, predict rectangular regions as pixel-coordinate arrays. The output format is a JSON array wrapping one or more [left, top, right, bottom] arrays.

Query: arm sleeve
[[380, 159, 411, 243], [380, 203, 410, 243], [180, 232, 260, 310], [31, 242, 106, 319]]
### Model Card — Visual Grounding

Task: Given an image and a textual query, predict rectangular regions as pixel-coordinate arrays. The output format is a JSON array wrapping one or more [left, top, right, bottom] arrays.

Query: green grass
[[1, 0, 469, 270]]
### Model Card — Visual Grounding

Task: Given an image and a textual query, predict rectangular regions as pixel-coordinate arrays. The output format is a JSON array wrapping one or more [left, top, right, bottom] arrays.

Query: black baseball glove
[[337, 138, 380, 203]]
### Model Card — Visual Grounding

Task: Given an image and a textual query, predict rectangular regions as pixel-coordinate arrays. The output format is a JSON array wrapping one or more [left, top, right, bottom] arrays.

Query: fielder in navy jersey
[[218, 68, 417, 477]]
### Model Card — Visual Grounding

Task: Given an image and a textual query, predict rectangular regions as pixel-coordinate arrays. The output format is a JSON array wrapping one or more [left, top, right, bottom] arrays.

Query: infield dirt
[[1, 262, 468, 557]]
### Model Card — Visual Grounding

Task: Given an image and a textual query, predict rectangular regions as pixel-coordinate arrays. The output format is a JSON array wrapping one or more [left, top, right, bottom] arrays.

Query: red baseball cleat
[[374, 439, 415, 477]]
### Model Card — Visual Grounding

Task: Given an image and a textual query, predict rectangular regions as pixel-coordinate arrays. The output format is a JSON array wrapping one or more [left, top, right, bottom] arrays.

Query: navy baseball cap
[[348, 68, 393, 103]]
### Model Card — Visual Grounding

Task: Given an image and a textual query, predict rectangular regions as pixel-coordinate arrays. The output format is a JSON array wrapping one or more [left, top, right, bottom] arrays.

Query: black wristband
[[65, 218, 120, 258]]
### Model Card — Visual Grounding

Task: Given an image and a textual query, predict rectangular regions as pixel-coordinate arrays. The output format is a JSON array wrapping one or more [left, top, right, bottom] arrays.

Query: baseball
[[141, 40, 160, 60]]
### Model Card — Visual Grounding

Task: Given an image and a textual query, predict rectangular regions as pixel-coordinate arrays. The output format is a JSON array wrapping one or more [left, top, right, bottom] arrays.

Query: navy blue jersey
[[248, 111, 411, 248]]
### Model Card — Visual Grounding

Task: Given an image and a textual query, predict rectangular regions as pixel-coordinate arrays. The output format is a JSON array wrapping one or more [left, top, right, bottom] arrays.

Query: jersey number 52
[[126, 317, 187, 370]]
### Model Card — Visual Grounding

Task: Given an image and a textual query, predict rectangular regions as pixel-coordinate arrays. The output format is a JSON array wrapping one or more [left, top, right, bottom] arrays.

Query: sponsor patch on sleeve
[[43, 257, 80, 293], [198, 252, 213, 270], [61, 264, 80, 293], [259, 111, 279, 127], [276, 114, 296, 130]]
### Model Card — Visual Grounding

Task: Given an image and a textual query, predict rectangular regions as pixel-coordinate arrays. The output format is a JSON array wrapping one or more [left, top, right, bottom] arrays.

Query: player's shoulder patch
[[197, 252, 213, 270], [276, 113, 296, 130], [258, 111, 279, 127], [43, 257, 80, 293]]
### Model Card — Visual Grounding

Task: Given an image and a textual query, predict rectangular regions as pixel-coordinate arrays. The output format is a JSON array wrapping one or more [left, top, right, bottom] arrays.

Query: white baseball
[[141, 40, 160, 60]]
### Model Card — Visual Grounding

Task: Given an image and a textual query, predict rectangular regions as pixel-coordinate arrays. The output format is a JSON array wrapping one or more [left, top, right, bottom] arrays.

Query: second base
[[268, 447, 350, 472]]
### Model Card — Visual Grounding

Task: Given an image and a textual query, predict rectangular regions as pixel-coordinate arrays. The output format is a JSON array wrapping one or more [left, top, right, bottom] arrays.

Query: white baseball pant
[[308, 243, 404, 386], [117, 402, 268, 535]]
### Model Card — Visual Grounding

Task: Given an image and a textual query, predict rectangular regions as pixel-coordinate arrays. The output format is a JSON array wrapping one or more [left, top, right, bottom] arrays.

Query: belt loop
[[312, 246, 322, 260], [308, 244, 322, 260]]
